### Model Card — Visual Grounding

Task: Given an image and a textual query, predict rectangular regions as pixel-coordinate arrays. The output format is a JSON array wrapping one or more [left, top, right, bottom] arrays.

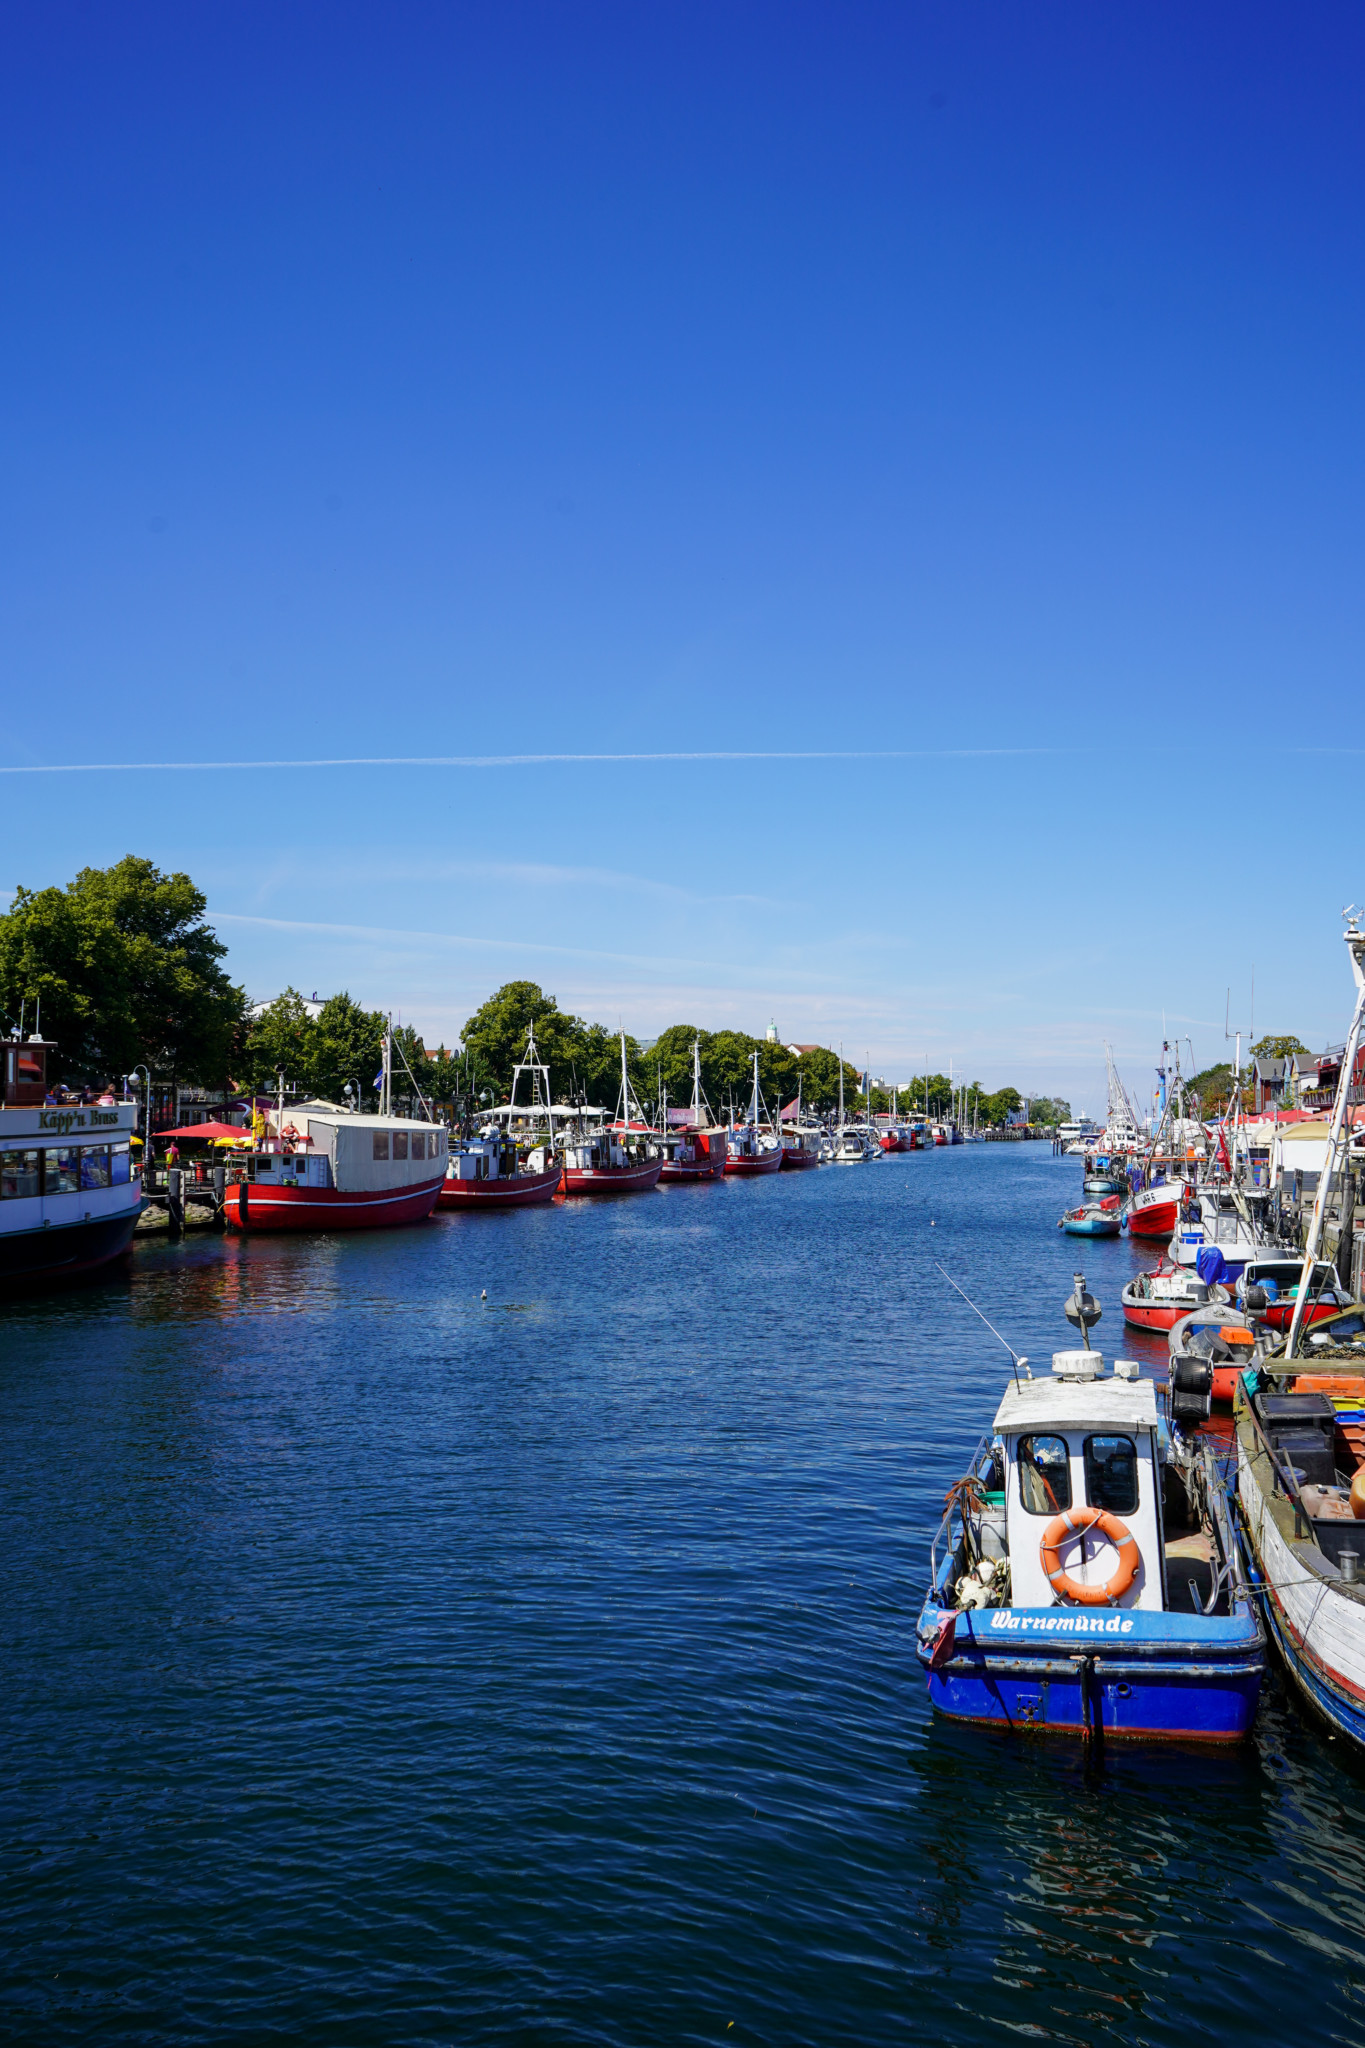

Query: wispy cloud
[[0, 747, 1062, 776]]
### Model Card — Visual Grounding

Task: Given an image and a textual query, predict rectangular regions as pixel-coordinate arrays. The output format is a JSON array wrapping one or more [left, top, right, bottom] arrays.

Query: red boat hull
[[780, 1146, 820, 1170], [724, 1149, 784, 1176], [659, 1131, 728, 1182], [437, 1166, 562, 1209], [562, 1159, 663, 1196], [223, 1174, 444, 1231], [1122, 1298, 1192, 1332], [1128, 1195, 1180, 1239]]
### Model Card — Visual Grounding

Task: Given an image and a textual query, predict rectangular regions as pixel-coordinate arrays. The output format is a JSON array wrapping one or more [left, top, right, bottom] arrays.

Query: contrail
[[0, 747, 1059, 775]]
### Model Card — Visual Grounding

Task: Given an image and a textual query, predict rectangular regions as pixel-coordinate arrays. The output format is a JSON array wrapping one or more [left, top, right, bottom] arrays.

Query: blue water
[[3, 1146, 1363, 2044]]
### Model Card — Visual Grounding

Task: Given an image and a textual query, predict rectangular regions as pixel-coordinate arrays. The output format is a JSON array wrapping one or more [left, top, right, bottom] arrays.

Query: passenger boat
[[917, 1277, 1265, 1742], [1059, 1195, 1123, 1237], [724, 1053, 784, 1175], [1121, 1259, 1216, 1332], [658, 1039, 728, 1182], [0, 1032, 143, 1283], [559, 1032, 664, 1196]]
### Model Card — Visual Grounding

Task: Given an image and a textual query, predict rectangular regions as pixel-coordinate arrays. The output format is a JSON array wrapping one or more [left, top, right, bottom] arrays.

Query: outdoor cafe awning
[[157, 1121, 251, 1142]]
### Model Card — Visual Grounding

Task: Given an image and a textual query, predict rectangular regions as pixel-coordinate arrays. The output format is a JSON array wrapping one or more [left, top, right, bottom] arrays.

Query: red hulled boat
[[223, 1107, 447, 1231], [658, 1038, 729, 1181], [439, 1133, 561, 1208], [1121, 1259, 1216, 1331], [559, 1031, 664, 1195], [1126, 1177, 1185, 1240]]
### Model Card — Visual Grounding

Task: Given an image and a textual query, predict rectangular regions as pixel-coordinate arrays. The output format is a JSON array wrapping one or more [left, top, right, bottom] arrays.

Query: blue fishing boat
[[917, 1277, 1265, 1742], [1059, 1197, 1123, 1237]]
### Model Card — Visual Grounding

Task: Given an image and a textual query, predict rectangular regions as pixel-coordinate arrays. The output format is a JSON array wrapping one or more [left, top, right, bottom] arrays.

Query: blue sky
[[3, 4, 1363, 1113]]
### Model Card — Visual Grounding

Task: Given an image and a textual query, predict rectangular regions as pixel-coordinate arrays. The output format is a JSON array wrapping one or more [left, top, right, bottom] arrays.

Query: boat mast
[[1285, 912, 1365, 1359], [750, 1050, 760, 1129], [692, 1036, 701, 1125], [620, 1028, 630, 1129], [838, 1042, 845, 1133]]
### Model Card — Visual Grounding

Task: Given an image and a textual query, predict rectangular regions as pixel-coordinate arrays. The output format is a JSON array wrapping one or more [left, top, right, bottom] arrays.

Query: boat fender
[[1040, 1507, 1139, 1607], [1171, 1358, 1213, 1397], [1351, 1470, 1365, 1522]]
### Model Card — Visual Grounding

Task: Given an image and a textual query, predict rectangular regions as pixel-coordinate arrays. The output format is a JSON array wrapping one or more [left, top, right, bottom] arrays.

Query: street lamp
[[126, 1065, 152, 1166]]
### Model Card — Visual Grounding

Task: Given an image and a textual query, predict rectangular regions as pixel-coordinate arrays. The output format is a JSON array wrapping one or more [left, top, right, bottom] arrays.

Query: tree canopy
[[0, 856, 245, 1087], [1251, 1035, 1309, 1059]]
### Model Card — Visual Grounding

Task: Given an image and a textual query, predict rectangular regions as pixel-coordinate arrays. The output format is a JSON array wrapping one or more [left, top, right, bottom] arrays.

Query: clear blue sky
[[3, 4, 1363, 1114]]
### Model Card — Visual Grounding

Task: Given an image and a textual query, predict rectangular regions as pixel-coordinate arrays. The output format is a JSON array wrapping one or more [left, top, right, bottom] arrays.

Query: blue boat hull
[[1060, 1216, 1122, 1237], [917, 1599, 1264, 1742]]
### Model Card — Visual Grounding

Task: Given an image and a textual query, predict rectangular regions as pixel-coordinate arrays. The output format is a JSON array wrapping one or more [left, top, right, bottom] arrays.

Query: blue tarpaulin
[[1196, 1247, 1233, 1286]]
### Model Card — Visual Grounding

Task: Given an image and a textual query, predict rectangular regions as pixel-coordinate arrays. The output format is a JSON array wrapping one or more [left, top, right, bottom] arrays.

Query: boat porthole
[[1115, 1683, 1133, 1699]]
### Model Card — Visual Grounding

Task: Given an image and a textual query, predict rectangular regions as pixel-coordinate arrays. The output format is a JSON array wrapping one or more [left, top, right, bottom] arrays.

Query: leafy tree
[[240, 989, 319, 1094], [1027, 1097, 1072, 1128], [0, 855, 245, 1087], [311, 992, 385, 1105], [981, 1086, 1024, 1126], [1251, 1035, 1309, 1059]]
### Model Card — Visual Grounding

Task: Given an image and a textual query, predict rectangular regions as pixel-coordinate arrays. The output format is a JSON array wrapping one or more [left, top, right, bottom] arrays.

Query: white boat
[[0, 1033, 143, 1283]]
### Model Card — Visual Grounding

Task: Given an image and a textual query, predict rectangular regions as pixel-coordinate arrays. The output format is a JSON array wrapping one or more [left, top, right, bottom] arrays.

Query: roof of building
[[994, 1364, 1159, 1436]]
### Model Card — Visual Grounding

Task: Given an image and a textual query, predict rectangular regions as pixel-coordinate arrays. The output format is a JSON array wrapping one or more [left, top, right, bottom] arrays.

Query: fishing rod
[[935, 1262, 1029, 1390]]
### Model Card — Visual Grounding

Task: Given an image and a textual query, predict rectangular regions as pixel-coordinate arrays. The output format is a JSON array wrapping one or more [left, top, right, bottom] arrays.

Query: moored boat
[[658, 1039, 728, 1182], [223, 1107, 447, 1229], [1121, 1260, 1216, 1332], [724, 1052, 784, 1175], [1060, 1195, 1123, 1237], [0, 1033, 143, 1283], [559, 1031, 664, 1195], [1126, 1176, 1185, 1239], [440, 1133, 561, 1208], [918, 1276, 1265, 1741]]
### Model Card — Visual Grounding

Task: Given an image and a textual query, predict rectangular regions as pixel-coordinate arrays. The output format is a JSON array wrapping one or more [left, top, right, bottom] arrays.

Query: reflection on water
[[1, 1149, 1365, 2044]]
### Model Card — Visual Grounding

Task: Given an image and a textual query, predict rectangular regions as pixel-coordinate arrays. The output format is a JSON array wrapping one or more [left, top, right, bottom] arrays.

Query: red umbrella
[[156, 1120, 252, 1141]]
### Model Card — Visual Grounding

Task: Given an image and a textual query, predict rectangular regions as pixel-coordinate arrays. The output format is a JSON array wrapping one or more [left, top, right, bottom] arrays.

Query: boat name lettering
[[37, 1108, 118, 1133], [988, 1612, 1135, 1635]]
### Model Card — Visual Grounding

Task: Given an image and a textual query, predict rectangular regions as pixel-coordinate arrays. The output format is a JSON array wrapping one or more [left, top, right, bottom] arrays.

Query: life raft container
[[1040, 1506, 1139, 1607]]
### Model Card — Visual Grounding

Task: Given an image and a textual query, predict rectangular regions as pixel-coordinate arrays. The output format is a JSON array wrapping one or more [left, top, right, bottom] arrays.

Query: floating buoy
[[481, 1289, 487, 1300]]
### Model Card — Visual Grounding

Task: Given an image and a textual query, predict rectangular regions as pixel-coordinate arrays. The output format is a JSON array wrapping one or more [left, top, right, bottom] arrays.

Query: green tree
[[0, 855, 245, 1086], [981, 1086, 1024, 1126], [240, 989, 321, 1095], [312, 993, 385, 1104], [1251, 1035, 1309, 1059], [1027, 1097, 1072, 1128]]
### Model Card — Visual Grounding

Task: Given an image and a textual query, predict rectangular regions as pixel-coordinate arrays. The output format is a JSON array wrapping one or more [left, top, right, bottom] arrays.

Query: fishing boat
[[1168, 1188, 1278, 1285], [778, 1077, 822, 1169], [222, 1027, 447, 1231], [1059, 1195, 1124, 1237], [0, 1031, 143, 1283], [829, 1050, 874, 1162], [724, 1052, 784, 1175], [1235, 1256, 1353, 1333], [560, 1032, 664, 1195], [1126, 1175, 1186, 1239], [1082, 1152, 1128, 1199], [1234, 1310, 1365, 1744], [917, 1275, 1265, 1742], [1121, 1260, 1217, 1333], [442, 1026, 564, 1208], [440, 1133, 560, 1208], [658, 1039, 728, 1182]]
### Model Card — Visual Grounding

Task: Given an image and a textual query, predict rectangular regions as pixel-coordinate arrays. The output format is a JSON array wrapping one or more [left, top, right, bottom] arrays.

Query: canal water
[[2, 1145, 1363, 2044]]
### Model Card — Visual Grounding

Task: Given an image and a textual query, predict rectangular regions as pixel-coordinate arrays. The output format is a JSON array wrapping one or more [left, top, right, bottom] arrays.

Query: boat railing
[[927, 1432, 994, 1594]]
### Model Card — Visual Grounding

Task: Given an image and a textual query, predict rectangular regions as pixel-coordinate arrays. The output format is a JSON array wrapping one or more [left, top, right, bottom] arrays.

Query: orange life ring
[[1040, 1506, 1139, 1607]]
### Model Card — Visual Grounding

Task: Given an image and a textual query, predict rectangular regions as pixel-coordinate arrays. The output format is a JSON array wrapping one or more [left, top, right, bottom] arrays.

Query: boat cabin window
[[0, 1149, 41, 1199], [1018, 1435, 1072, 1514], [45, 1148, 80, 1196], [1084, 1435, 1139, 1514], [393, 1131, 408, 1160], [411, 1132, 424, 1160], [373, 1133, 389, 1160]]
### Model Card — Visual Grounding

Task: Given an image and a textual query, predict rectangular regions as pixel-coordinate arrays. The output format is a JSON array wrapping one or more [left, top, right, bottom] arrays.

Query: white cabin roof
[[994, 1372, 1159, 1436]]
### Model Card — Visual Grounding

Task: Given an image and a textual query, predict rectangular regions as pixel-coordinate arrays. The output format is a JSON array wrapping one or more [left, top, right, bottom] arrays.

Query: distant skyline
[[3, 4, 1363, 1115]]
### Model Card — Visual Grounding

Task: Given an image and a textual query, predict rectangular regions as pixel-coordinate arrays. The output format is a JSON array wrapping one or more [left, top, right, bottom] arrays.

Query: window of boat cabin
[[373, 1132, 389, 1160], [1084, 1436, 1139, 1514], [410, 1132, 424, 1160], [110, 1143, 131, 1186], [392, 1131, 408, 1160], [44, 1147, 80, 1195], [79, 1146, 110, 1190], [1, 1150, 41, 1199], [1018, 1435, 1072, 1513]]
